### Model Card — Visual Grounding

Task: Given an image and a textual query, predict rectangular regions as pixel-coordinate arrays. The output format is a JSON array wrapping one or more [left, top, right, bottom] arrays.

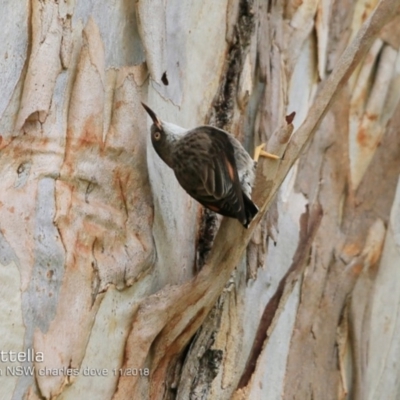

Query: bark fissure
[[209, 0, 256, 130]]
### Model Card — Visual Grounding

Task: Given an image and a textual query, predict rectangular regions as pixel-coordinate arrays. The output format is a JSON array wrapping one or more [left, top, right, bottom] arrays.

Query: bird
[[142, 103, 280, 228]]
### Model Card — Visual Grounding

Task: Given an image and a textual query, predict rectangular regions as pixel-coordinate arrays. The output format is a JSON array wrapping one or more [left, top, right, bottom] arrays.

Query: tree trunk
[[1, 0, 400, 399]]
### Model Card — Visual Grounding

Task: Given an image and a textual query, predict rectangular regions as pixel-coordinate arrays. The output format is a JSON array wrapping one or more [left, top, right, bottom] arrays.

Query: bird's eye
[[153, 131, 161, 141]]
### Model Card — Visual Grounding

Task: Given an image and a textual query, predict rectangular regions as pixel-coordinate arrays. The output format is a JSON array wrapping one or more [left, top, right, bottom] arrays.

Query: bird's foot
[[253, 143, 280, 162]]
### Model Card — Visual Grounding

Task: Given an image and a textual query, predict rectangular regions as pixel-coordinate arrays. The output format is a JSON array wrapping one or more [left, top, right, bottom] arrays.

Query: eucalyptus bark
[[0, 1, 400, 400]]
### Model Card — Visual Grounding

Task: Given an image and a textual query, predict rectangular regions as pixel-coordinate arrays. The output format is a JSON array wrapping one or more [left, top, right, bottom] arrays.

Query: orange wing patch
[[206, 204, 220, 212], [225, 157, 235, 181]]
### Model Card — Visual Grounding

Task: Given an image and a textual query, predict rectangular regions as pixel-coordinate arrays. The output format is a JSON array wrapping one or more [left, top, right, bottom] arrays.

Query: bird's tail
[[242, 193, 258, 228]]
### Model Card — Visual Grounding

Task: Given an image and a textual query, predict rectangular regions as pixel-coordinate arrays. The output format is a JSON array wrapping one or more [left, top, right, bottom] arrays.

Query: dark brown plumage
[[142, 103, 258, 228]]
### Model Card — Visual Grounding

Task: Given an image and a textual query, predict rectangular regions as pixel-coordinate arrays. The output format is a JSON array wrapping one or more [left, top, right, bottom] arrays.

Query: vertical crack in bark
[[183, 1, 257, 393], [208, 0, 255, 130], [90, 237, 101, 307], [190, 348, 223, 398], [117, 175, 129, 220], [195, 208, 218, 271], [196, 0, 256, 271], [174, 302, 226, 399]]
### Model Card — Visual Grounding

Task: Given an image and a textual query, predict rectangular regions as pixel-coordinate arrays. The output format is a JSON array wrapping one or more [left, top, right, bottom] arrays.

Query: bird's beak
[[141, 102, 162, 130]]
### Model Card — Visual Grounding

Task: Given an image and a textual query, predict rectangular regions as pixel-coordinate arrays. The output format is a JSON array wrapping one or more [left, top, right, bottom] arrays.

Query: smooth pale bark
[[0, 1, 400, 399]]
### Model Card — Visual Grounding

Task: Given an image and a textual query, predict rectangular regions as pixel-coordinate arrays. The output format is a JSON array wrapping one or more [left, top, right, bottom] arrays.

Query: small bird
[[142, 103, 279, 228]]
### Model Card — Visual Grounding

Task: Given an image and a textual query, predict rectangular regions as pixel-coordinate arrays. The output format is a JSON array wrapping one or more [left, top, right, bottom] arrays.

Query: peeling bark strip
[[238, 204, 323, 388]]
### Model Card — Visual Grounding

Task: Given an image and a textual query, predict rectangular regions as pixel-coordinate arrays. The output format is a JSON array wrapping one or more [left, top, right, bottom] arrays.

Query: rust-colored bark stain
[[367, 243, 384, 266], [285, 0, 305, 19], [342, 242, 361, 258], [63, 117, 103, 173], [356, 127, 370, 148], [356, 114, 380, 149], [365, 112, 378, 121], [80, 116, 103, 145], [114, 100, 125, 109], [73, 237, 93, 256], [76, 135, 100, 149], [0, 135, 13, 151], [350, 261, 364, 276], [361, 2, 375, 23]]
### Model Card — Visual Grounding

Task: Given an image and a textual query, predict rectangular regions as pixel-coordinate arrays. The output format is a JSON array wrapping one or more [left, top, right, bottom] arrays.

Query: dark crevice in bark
[[164, 352, 187, 399], [196, 0, 256, 271], [170, 1, 257, 397], [175, 301, 225, 400], [208, 0, 255, 130], [195, 208, 218, 271], [190, 348, 224, 396], [90, 238, 101, 307]]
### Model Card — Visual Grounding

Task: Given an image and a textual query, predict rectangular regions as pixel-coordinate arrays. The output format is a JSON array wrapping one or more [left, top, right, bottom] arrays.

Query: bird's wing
[[172, 127, 246, 222]]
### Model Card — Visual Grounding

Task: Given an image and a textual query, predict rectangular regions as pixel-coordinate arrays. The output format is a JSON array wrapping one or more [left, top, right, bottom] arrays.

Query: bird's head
[[141, 102, 164, 144], [141, 102, 187, 167]]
